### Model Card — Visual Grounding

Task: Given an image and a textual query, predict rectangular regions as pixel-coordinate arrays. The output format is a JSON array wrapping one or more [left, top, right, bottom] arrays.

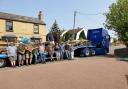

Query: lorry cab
[[87, 28, 110, 55], [74, 28, 110, 57]]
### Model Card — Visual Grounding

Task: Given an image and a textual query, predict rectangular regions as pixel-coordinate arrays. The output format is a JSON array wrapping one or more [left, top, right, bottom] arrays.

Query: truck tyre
[[85, 48, 90, 56], [0, 59, 6, 68], [92, 49, 96, 56]]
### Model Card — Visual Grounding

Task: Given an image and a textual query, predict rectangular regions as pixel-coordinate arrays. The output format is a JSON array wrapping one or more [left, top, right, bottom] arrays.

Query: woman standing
[[54, 43, 60, 61], [39, 43, 46, 64]]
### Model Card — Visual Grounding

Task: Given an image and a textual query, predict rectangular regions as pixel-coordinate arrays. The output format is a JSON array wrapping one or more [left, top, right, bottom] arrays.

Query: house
[[0, 11, 46, 43], [61, 28, 87, 41]]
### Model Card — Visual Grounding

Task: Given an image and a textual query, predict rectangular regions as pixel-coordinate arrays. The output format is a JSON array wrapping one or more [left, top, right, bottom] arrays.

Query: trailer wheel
[[85, 49, 90, 56], [0, 59, 6, 68], [92, 50, 96, 56], [80, 50, 84, 57]]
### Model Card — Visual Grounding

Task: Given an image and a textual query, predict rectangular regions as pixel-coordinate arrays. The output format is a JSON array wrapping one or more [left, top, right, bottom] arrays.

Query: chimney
[[38, 11, 43, 20]]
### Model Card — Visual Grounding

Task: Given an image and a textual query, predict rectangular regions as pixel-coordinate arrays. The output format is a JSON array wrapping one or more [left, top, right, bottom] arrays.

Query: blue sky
[[0, 0, 116, 36]]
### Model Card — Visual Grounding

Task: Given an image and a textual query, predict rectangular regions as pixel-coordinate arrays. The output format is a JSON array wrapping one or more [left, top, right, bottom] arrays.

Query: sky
[[0, 0, 116, 36]]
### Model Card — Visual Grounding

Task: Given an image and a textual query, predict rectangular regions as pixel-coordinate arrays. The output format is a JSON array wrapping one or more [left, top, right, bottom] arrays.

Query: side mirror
[[106, 35, 110, 41]]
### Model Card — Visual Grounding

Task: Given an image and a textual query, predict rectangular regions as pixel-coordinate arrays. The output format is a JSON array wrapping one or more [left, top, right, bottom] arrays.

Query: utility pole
[[73, 11, 77, 40], [71, 11, 102, 41]]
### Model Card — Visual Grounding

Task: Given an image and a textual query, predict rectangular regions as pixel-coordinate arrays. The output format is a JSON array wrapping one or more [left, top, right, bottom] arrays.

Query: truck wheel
[[0, 59, 6, 68], [92, 50, 96, 56], [85, 49, 90, 56]]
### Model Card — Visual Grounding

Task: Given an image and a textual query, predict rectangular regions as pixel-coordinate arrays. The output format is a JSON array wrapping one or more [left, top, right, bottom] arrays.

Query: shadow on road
[[104, 54, 116, 58], [99, 54, 116, 58], [125, 75, 128, 86], [99, 54, 128, 62]]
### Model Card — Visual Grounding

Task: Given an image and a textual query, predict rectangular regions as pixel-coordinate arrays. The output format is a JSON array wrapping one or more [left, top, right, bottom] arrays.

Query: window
[[6, 20, 13, 32], [34, 24, 39, 34], [31, 38, 41, 43]]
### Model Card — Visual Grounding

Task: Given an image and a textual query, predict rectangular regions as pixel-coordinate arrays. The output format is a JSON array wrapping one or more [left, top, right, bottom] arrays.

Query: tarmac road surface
[[0, 45, 128, 89]]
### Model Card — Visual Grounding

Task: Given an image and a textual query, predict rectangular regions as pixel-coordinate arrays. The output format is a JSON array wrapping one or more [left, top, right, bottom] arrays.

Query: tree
[[50, 20, 61, 43], [105, 0, 128, 47]]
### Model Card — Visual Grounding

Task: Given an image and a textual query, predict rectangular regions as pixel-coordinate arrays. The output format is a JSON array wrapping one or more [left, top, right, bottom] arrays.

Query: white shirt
[[6, 46, 17, 57], [39, 45, 45, 53]]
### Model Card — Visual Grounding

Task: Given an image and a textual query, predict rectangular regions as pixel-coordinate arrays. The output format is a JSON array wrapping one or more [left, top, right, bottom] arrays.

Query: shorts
[[25, 53, 33, 59], [9, 56, 16, 61], [18, 54, 25, 61]]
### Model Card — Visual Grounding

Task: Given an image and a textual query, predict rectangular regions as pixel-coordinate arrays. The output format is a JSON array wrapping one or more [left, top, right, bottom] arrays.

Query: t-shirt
[[32, 48, 38, 54], [39, 45, 45, 53], [17, 44, 25, 55], [65, 44, 69, 50], [47, 33, 54, 41], [69, 45, 74, 52], [59, 44, 64, 52], [54, 45, 59, 51], [6, 46, 17, 57], [25, 44, 33, 53]]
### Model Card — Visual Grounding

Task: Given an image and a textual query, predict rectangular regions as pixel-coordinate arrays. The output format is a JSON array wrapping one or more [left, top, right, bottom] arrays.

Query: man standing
[[17, 43, 25, 66], [25, 43, 33, 65], [6, 42, 17, 67], [54, 43, 60, 61], [59, 43, 64, 60], [32, 44, 39, 64], [64, 43, 70, 60], [69, 44, 74, 59], [47, 43, 54, 62]]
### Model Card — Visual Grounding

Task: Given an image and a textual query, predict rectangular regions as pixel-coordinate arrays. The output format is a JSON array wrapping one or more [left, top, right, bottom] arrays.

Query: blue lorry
[[74, 28, 110, 57]]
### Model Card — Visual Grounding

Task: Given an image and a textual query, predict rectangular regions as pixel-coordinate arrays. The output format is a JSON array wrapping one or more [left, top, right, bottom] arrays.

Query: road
[[0, 45, 128, 89]]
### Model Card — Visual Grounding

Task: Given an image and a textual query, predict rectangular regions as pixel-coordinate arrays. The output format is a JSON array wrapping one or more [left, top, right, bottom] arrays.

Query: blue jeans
[[40, 53, 46, 63], [33, 54, 38, 64], [65, 50, 70, 60], [60, 51, 64, 60]]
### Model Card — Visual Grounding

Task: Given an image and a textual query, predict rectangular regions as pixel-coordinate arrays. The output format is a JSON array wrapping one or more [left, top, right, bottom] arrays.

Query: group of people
[[6, 42, 74, 67]]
